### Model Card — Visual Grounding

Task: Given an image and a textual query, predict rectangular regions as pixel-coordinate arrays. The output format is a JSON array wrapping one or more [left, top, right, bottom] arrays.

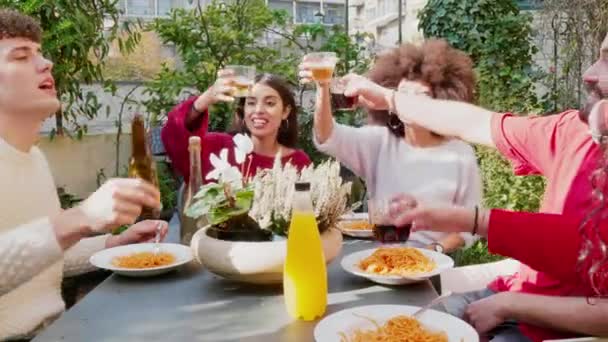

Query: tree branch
[[265, 27, 306, 51], [198, 3, 217, 58]]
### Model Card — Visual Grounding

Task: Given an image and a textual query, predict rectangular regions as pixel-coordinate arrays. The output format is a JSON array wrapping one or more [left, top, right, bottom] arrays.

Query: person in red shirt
[[162, 71, 311, 185], [339, 33, 608, 342], [389, 181, 608, 340]]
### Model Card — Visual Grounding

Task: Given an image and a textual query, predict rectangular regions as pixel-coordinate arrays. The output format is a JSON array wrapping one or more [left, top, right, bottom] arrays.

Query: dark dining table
[[34, 214, 441, 342]]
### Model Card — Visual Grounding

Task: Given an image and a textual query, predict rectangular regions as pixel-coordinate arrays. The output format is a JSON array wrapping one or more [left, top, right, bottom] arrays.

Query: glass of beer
[[225, 65, 256, 97], [304, 52, 338, 83], [368, 198, 410, 243], [330, 78, 356, 111]]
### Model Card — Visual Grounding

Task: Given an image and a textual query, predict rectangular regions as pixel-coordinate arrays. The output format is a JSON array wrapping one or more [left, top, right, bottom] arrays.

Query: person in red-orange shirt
[[340, 33, 608, 342], [162, 71, 310, 186], [389, 181, 608, 341]]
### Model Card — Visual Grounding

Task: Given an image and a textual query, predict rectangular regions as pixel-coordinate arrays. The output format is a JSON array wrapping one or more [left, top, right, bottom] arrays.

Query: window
[[296, 2, 321, 24], [376, 0, 396, 17], [268, 0, 294, 18], [122, 0, 195, 17], [323, 3, 345, 25], [365, 6, 376, 21], [378, 0, 386, 16]]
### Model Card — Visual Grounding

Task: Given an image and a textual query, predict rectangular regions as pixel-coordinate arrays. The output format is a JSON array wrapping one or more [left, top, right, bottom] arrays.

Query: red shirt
[[489, 210, 608, 289], [161, 96, 311, 183], [489, 110, 601, 341]]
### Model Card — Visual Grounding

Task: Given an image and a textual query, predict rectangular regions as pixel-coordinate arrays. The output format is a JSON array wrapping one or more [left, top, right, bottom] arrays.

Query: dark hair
[[366, 39, 476, 138], [230, 73, 299, 148], [0, 10, 42, 43]]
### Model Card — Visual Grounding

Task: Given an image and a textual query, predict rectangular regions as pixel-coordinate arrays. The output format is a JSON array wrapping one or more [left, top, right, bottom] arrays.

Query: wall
[[38, 133, 132, 198], [350, 0, 427, 48], [40, 81, 151, 136]]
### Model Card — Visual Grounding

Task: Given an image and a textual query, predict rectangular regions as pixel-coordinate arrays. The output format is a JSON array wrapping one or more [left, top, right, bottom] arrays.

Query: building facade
[[118, 0, 346, 25], [349, 0, 425, 49], [348, 0, 542, 50]]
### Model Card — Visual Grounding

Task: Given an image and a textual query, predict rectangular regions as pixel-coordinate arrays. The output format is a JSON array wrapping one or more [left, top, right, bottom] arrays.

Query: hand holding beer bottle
[[128, 114, 161, 221]]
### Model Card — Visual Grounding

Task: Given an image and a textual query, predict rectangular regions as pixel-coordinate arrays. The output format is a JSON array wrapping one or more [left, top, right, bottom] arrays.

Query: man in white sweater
[[0, 10, 167, 340]]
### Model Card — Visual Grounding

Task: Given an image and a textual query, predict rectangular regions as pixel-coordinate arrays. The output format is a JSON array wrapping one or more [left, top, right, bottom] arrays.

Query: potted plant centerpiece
[[187, 134, 353, 284]]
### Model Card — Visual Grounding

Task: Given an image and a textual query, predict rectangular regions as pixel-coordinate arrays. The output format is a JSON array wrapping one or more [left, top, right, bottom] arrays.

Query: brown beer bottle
[[180, 136, 203, 244], [128, 114, 160, 220]]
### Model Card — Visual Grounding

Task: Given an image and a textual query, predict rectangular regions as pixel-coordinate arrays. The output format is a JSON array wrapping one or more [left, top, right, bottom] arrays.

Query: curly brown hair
[[366, 39, 475, 136], [0, 9, 42, 43]]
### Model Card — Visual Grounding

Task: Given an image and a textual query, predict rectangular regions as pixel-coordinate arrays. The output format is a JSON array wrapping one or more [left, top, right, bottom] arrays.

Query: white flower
[[221, 166, 244, 190], [206, 148, 231, 181], [233, 133, 254, 164], [206, 148, 243, 188], [248, 156, 352, 233]]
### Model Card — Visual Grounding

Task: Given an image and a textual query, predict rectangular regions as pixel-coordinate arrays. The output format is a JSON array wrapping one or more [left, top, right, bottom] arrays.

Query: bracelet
[[429, 242, 445, 253], [472, 205, 479, 235]]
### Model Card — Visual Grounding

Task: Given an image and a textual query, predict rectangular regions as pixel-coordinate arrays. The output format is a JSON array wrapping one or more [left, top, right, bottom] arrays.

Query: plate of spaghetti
[[338, 213, 374, 238], [341, 246, 454, 285], [90, 243, 193, 277], [314, 304, 478, 342]]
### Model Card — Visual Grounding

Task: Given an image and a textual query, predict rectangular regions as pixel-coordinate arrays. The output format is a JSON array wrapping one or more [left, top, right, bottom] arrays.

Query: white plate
[[341, 246, 454, 285], [314, 304, 478, 342], [339, 212, 369, 221], [90, 243, 193, 277], [338, 213, 374, 238]]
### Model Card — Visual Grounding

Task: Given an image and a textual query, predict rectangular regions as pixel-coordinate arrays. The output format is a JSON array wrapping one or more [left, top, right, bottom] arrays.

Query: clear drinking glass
[[225, 65, 256, 97], [330, 78, 356, 111], [303, 52, 338, 83], [368, 197, 411, 243]]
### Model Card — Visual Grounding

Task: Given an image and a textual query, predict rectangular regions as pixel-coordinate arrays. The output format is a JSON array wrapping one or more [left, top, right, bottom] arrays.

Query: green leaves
[[186, 183, 225, 218], [186, 183, 255, 226], [267, 212, 289, 236], [143, 0, 290, 130], [450, 240, 504, 267], [0, 0, 141, 135], [418, 0, 542, 114], [476, 146, 545, 212], [318, 26, 373, 76], [143, 1, 373, 132], [208, 188, 253, 225], [418, 2, 546, 268]]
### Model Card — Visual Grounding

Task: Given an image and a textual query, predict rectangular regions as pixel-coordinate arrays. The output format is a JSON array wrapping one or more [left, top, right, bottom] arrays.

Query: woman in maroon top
[[162, 71, 311, 184]]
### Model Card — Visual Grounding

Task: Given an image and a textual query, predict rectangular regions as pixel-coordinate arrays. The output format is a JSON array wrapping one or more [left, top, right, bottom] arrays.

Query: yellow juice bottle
[[283, 182, 327, 321]]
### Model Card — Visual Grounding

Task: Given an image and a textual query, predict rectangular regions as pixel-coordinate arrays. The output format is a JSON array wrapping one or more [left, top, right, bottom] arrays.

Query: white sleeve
[[63, 235, 108, 277], [314, 122, 385, 180], [454, 147, 484, 248], [0, 218, 63, 295]]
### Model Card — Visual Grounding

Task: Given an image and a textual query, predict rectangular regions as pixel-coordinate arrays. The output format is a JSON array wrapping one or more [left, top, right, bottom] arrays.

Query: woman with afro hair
[[300, 39, 482, 253]]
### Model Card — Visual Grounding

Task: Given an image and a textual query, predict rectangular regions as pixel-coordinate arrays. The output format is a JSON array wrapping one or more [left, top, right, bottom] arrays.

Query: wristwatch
[[430, 242, 445, 254]]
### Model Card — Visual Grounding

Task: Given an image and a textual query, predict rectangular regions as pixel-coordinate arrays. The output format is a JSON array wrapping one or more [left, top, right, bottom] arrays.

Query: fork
[[412, 291, 453, 318], [153, 222, 162, 255]]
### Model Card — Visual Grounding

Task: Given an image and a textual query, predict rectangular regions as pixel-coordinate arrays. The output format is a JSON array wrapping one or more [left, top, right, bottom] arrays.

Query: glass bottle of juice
[[283, 182, 327, 320]]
